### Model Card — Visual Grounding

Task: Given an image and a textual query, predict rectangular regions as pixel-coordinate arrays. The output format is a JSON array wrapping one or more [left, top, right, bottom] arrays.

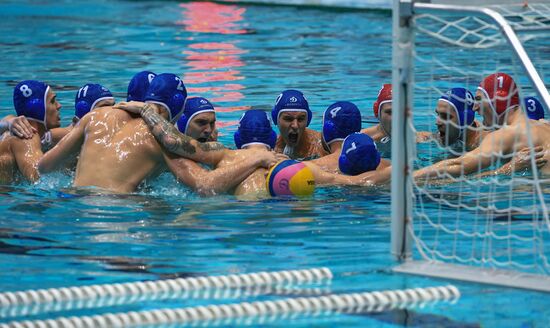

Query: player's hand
[[532, 146, 547, 169], [258, 151, 287, 169], [9, 116, 36, 139], [510, 146, 546, 171], [114, 101, 147, 114]]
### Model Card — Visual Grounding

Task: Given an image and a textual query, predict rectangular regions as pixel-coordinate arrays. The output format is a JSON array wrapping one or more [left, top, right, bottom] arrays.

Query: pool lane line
[[0, 285, 460, 328], [0, 268, 332, 319]]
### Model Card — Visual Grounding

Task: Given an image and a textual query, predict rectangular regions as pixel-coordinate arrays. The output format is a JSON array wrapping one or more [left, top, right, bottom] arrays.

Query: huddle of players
[[1, 70, 547, 196]]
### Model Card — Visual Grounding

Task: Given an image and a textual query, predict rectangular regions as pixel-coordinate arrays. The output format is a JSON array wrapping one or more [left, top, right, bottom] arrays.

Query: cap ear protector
[[168, 92, 187, 121], [26, 98, 47, 120]]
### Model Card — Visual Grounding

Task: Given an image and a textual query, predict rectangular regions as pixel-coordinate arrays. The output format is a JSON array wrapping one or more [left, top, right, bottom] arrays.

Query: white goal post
[[391, 0, 550, 292]]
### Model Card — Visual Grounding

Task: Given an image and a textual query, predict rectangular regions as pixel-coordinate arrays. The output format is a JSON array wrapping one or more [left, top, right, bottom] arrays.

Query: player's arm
[[414, 128, 516, 180], [116, 102, 226, 166], [49, 126, 74, 144], [477, 146, 546, 177], [38, 121, 86, 173], [11, 134, 43, 182], [304, 162, 391, 187], [165, 149, 285, 196], [416, 131, 433, 143]]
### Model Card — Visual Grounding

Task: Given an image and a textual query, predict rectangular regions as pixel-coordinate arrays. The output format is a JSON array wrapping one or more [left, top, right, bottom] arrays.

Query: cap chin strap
[[377, 104, 392, 142], [377, 100, 392, 117], [378, 122, 391, 144], [146, 101, 171, 120], [184, 109, 215, 133], [242, 142, 271, 150], [283, 144, 294, 157], [326, 138, 344, 146], [42, 86, 50, 130], [90, 97, 115, 111]]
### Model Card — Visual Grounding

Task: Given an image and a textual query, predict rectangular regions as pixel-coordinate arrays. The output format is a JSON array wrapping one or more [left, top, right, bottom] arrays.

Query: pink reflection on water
[[179, 1, 247, 104], [187, 84, 244, 102], [178, 2, 248, 35]]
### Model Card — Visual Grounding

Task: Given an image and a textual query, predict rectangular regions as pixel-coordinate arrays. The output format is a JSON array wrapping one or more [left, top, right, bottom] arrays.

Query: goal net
[[392, 1, 550, 292]]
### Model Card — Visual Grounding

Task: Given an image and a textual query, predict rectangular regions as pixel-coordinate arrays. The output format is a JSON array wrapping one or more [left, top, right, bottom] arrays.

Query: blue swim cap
[[13, 80, 49, 127], [234, 110, 277, 150], [338, 133, 381, 175], [144, 73, 187, 122], [74, 83, 114, 119], [322, 101, 362, 146], [176, 97, 215, 134], [271, 89, 312, 126], [439, 88, 475, 128], [127, 71, 156, 102], [524, 96, 544, 120]]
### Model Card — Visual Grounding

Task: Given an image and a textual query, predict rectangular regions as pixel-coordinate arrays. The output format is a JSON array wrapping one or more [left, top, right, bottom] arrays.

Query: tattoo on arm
[[198, 141, 225, 152], [141, 105, 197, 155], [140, 104, 162, 127], [140, 104, 225, 158]]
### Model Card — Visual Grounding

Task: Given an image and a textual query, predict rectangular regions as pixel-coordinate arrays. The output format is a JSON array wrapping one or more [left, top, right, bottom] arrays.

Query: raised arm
[[38, 121, 85, 173], [165, 149, 284, 196], [116, 102, 226, 166]]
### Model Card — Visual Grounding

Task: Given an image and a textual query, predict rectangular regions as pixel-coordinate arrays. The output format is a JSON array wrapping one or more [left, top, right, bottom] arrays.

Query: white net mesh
[[408, 3, 550, 276]]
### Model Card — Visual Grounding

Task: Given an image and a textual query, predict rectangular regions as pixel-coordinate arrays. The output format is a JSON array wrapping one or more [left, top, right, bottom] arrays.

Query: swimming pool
[[0, 0, 549, 326]]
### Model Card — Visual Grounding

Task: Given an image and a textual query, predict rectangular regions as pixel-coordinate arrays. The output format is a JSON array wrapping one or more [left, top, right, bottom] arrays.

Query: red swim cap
[[477, 72, 519, 115], [373, 84, 392, 118]]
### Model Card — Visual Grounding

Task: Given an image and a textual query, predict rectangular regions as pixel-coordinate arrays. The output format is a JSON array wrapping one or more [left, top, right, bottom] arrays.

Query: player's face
[[45, 89, 61, 129], [474, 89, 496, 128], [278, 111, 307, 147], [187, 112, 216, 142], [435, 100, 460, 146], [379, 102, 392, 136]]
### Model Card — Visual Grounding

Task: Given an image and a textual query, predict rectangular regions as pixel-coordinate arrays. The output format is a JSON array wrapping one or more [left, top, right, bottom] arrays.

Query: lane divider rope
[[0, 268, 332, 318], [1, 285, 460, 328]]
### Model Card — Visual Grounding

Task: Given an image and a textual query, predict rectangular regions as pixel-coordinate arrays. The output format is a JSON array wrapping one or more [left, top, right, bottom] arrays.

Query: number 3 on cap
[[527, 99, 536, 112]]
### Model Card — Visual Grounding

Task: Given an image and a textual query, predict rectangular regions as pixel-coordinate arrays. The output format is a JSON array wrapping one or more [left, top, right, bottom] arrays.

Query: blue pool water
[[0, 0, 549, 326]]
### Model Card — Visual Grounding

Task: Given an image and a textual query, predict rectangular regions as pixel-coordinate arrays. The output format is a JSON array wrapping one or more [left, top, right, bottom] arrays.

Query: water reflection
[[178, 2, 248, 104]]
